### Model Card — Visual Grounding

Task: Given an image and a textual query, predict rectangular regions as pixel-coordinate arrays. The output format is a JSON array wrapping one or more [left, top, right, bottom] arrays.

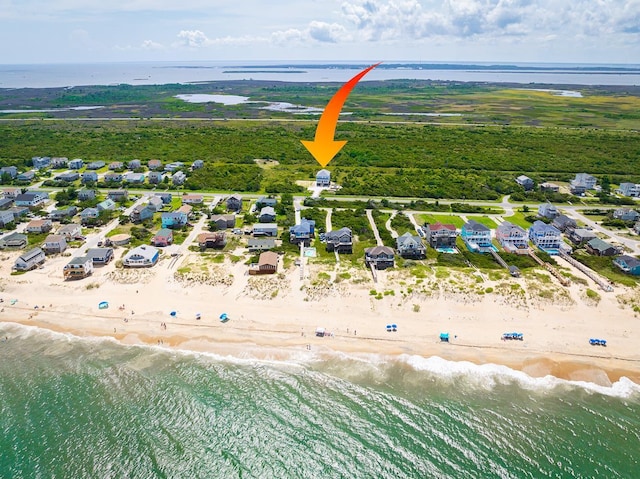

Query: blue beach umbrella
[[170, 311, 177, 317]]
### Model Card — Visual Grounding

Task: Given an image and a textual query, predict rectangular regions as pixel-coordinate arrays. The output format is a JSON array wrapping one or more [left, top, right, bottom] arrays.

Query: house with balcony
[[540, 182, 560, 192], [63, 256, 94, 280], [164, 161, 184, 172], [0, 166, 18, 179], [16, 170, 35, 182], [325, 227, 353, 253], [617, 183, 640, 197], [586, 238, 617, 256], [80, 208, 99, 223], [496, 221, 528, 253], [50, 157, 69, 168], [0, 198, 14, 210], [172, 171, 186, 185], [108, 161, 124, 170], [528, 220, 561, 253], [155, 193, 172, 204], [42, 234, 67, 254], [570, 173, 597, 195], [104, 173, 123, 183], [0, 210, 15, 227], [316, 169, 331, 187], [32, 156, 51, 169], [197, 232, 226, 249], [567, 228, 597, 245], [252, 223, 278, 237], [422, 223, 458, 249], [209, 214, 236, 230], [148, 171, 165, 184], [182, 194, 203, 205], [249, 251, 279, 275], [14, 247, 45, 271], [161, 211, 188, 229], [148, 196, 164, 212], [0, 232, 28, 249], [25, 219, 53, 233], [122, 245, 160, 268], [78, 189, 96, 201], [552, 214, 577, 232], [50, 206, 78, 221], [256, 196, 277, 208], [81, 172, 98, 184], [107, 190, 128, 202], [515, 175, 534, 191], [289, 218, 315, 245], [538, 202, 558, 220], [613, 208, 640, 222], [54, 172, 79, 183], [614, 255, 640, 276], [2, 188, 21, 199], [130, 204, 155, 223], [97, 199, 116, 212], [226, 194, 243, 212], [68, 159, 84, 169], [85, 247, 114, 265], [258, 206, 276, 223], [147, 159, 162, 170], [247, 238, 276, 252], [123, 173, 145, 184], [365, 245, 395, 270], [396, 232, 426, 259], [152, 228, 174, 247], [57, 223, 82, 239], [460, 220, 493, 252]]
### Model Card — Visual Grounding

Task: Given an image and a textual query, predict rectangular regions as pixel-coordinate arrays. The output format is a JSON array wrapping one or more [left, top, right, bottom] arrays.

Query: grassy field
[[467, 216, 499, 229], [416, 214, 466, 228]]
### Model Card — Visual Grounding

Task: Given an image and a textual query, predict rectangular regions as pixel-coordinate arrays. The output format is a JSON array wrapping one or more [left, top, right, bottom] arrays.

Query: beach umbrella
[[219, 313, 228, 320], [170, 311, 177, 317]]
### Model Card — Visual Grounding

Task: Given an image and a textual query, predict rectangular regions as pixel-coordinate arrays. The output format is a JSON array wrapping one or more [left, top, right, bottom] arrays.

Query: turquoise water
[[1, 323, 639, 478]]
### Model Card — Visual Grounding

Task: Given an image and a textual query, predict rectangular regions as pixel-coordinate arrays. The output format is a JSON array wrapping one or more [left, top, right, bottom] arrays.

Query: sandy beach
[[2, 245, 639, 387]]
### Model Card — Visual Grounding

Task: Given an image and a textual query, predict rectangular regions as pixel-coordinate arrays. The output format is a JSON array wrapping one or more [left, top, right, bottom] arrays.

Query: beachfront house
[[0, 166, 18, 179], [107, 190, 128, 202], [617, 183, 640, 197], [14, 247, 45, 271], [54, 172, 80, 183], [0, 210, 14, 227], [249, 251, 278, 275], [422, 223, 458, 249], [258, 206, 276, 223], [81, 172, 98, 184], [540, 182, 560, 192], [25, 219, 53, 234], [85, 247, 114, 265], [396, 232, 426, 259], [256, 196, 277, 208], [316, 169, 331, 187], [182, 194, 203, 205], [32, 157, 51, 169], [0, 232, 28, 249], [552, 214, 577, 232], [86, 161, 105, 170], [325, 227, 353, 253], [528, 220, 561, 253], [57, 223, 82, 239], [515, 175, 534, 191], [496, 221, 529, 254], [77, 189, 96, 201], [97, 199, 116, 212], [226, 194, 243, 212], [537, 202, 558, 220], [172, 171, 186, 185], [152, 228, 174, 247], [567, 228, 596, 245], [252, 223, 278, 237], [161, 211, 188, 229], [586, 238, 617, 257], [614, 255, 640, 276], [127, 159, 141, 170], [148, 171, 165, 184], [63, 256, 94, 280], [197, 232, 226, 249], [247, 238, 276, 252], [460, 220, 492, 252], [42, 234, 67, 254], [148, 159, 162, 170], [209, 214, 236, 230], [130, 204, 155, 223], [289, 218, 315, 245], [364, 245, 395, 270], [122, 245, 160, 268], [15, 191, 49, 208], [613, 208, 640, 222], [68, 159, 84, 170]]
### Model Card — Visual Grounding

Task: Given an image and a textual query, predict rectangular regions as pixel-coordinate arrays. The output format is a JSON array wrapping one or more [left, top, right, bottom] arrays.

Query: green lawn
[[503, 211, 535, 229], [416, 214, 465, 228], [468, 215, 498, 229]]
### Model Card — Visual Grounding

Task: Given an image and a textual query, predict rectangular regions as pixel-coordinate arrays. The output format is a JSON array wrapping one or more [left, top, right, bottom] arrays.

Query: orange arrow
[[301, 62, 381, 167]]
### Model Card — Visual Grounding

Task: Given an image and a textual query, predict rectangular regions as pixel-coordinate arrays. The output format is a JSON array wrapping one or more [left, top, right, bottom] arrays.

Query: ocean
[[1, 61, 640, 89], [1, 323, 638, 478]]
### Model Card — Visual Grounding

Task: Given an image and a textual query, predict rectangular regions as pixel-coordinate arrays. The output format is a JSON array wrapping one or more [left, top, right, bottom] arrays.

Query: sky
[[0, 0, 639, 64]]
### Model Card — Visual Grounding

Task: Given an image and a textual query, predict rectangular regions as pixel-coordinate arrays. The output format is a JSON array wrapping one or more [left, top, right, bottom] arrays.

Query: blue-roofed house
[[81, 172, 98, 184], [613, 255, 640, 276], [461, 220, 492, 251], [289, 218, 315, 245], [32, 157, 51, 169], [316, 169, 331, 186], [528, 220, 561, 253], [0, 166, 18, 179], [161, 211, 188, 229], [97, 199, 116, 212], [16, 170, 35, 182], [68, 158, 84, 169]]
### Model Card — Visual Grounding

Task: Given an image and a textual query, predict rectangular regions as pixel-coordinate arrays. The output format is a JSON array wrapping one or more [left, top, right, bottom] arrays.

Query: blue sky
[[1, 0, 638, 64]]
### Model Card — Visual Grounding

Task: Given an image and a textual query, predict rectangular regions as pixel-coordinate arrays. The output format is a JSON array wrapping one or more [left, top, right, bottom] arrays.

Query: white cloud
[[176, 29, 211, 48], [141, 39, 163, 50]]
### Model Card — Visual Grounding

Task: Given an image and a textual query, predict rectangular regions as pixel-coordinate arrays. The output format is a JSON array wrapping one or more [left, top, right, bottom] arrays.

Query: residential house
[[396, 232, 426, 259], [54, 172, 79, 182], [0, 210, 14, 227], [182, 194, 203, 205], [0, 166, 18, 178], [258, 206, 276, 223], [249, 251, 278, 275], [0, 198, 14, 210], [148, 171, 165, 184], [123, 173, 145, 184], [538, 202, 558, 219], [192, 159, 204, 170], [528, 220, 562, 252], [552, 214, 577, 232], [209, 214, 236, 230], [104, 173, 123, 183], [15, 191, 48, 207], [127, 159, 141, 170], [0, 232, 27, 249], [57, 223, 82, 239], [77, 189, 96, 201], [325, 227, 353, 253], [316, 169, 331, 186], [68, 159, 84, 169], [85, 248, 114, 265], [289, 218, 315, 245], [515, 175, 534, 191], [107, 190, 128, 201], [50, 157, 68, 168], [197, 232, 226, 249], [364, 245, 395, 270], [460, 220, 492, 251], [148, 196, 164, 212], [617, 183, 640, 197], [81, 172, 98, 184], [16, 170, 35, 182], [147, 159, 162, 170], [108, 161, 124, 170], [252, 223, 278, 237], [25, 219, 53, 233], [247, 238, 276, 252], [63, 256, 94, 280], [423, 223, 458, 249], [2, 188, 21, 199], [161, 211, 188, 229], [586, 238, 617, 256], [256, 196, 277, 208], [164, 161, 184, 172], [50, 206, 78, 221], [14, 247, 45, 271], [177, 205, 192, 219], [155, 192, 172, 204], [226, 194, 243, 212], [42, 234, 67, 254], [80, 208, 100, 223], [7, 206, 29, 219], [573, 173, 597, 190], [567, 228, 597, 245], [130, 204, 155, 223], [613, 208, 640, 222], [496, 221, 528, 253], [97, 199, 116, 212], [152, 228, 174, 247], [86, 161, 105, 170], [172, 171, 186, 185], [122, 245, 160, 268], [613, 255, 640, 276], [32, 157, 51, 169], [539, 182, 560, 192]]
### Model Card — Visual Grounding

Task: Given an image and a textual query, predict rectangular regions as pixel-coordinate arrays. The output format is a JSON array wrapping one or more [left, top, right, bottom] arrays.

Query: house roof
[[616, 255, 640, 268], [258, 251, 278, 267], [365, 245, 395, 256], [326, 227, 352, 238], [497, 221, 525, 234], [44, 234, 65, 243], [553, 214, 576, 225], [516, 175, 532, 182], [587, 238, 615, 252], [248, 238, 276, 247], [27, 219, 51, 228], [155, 228, 173, 238], [463, 219, 490, 232], [124, 245, 159, 260], [253, 222, 278, 229], [531, 220, 560, 234], [20, 247, 44, 262], [58, 223, 81, 233], [260, 206, 276, 216], [571, 228, 596, 239], [211, 214, 235, 222], [316, 169, 330, 176], [86, 248, 113, 259], [427, 222, 456, 231], [67, 256, 91, 266]]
